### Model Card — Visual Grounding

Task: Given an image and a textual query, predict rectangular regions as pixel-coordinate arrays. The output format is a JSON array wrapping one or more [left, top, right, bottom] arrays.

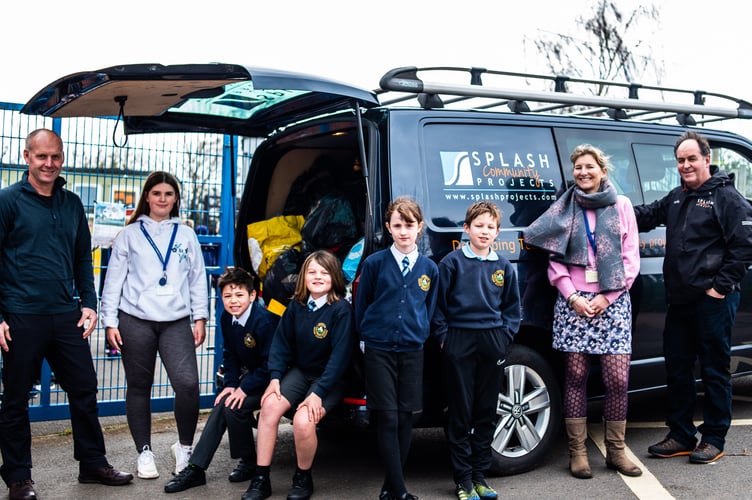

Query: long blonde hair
[[292, 250, 346, 305]]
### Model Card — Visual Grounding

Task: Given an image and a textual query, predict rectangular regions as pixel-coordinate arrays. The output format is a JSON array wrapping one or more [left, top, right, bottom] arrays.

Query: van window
[[633, 143, 752, 203], [554, 129, 643, 206], [633, 143, 677, 204], [421, 123, 562, 230], [714, 146, 752, 200]]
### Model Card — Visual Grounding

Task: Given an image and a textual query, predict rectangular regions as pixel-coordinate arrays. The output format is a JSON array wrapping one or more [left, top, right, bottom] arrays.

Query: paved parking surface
[[22, 380, 752, 499]]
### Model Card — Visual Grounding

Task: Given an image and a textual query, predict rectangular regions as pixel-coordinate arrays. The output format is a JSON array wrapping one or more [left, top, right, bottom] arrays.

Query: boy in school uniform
[[164, 267, 279, 493], [433, 201, 521, 500], [355, 196, 440, 500]]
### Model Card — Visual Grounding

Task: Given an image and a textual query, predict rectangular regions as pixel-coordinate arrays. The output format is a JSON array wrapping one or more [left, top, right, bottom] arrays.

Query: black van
[[22, 64, 752, 475]]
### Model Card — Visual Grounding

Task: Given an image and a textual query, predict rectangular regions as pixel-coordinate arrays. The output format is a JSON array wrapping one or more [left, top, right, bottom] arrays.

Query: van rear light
[[343, 397, 366, 406]]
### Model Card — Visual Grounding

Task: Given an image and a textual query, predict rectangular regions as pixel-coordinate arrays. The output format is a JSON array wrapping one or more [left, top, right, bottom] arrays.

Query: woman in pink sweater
[[524, 144, 641, 480]]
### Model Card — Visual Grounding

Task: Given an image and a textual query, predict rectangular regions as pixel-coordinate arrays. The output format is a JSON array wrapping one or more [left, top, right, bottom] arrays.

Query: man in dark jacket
[[0, 129, 133, 500], [635, 130, 752, 465]]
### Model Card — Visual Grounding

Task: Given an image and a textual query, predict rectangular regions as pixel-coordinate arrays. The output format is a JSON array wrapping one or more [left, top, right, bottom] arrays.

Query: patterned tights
[[563, 352, 631, 421]]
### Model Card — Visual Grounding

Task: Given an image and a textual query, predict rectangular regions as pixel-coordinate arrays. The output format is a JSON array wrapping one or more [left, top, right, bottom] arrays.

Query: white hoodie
[[100, 215, 209, 327]]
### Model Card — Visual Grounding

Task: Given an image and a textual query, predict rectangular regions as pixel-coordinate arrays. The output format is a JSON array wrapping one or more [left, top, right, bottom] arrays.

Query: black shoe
[[229, 458, 255, 482], [647, 436, 694, 458], [379, 490, 394, 500], [9, 479, 37, 500], [78, 464, 134, 486], [164, 465, 206, 493], [287, 470, 313, 500], [397, 493, 419, 500], [242, 474, 272, 500], [689, 441, 724, 464]]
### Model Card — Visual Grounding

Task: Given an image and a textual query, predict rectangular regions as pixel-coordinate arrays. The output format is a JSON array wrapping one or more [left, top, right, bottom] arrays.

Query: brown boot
[[604, 420, 642, 477], [565, 417, 592, 479]]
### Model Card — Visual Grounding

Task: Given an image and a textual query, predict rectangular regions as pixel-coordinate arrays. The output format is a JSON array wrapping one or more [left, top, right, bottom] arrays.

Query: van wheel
[[488, 344, 561, 476]]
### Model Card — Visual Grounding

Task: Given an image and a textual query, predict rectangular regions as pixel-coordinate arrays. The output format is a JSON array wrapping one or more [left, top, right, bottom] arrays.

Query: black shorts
[[364, 347, 423, 412], [279, 366, 345, 412]]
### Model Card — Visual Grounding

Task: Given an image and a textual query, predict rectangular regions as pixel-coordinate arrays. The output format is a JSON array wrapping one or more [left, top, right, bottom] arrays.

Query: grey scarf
[[523, 180, 626, 292]]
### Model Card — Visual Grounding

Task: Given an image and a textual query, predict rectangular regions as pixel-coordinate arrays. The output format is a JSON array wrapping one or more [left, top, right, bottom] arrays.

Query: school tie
[[401, 256, 410, 277], [308, 300, 316, 312]]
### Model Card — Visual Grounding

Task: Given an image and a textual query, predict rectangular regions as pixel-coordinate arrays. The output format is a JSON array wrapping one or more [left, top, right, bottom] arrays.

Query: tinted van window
[[421, 123, 562, 230], [554, 128, 644, 206], [715, 146, 752, 199]]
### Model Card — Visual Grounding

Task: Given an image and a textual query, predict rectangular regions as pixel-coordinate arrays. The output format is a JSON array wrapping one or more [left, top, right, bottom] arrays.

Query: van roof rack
[[377, 66, 752, 126]]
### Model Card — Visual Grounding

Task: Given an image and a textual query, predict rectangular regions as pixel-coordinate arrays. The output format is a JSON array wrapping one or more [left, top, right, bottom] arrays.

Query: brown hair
[[464, 201, 501, 226], [217, 266, 260, 295], [127, 171, 182, 225], [385, 196, 424, 226], [675, 130, 711, 157], [293, 250, 346, 305]]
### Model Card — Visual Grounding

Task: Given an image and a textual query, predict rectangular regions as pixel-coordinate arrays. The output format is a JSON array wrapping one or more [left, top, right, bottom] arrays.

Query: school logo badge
[[492, 270, 505, 287], [313, 322, 328, 339], [244, 333, 256, 348], [418, 275, 431, 292]]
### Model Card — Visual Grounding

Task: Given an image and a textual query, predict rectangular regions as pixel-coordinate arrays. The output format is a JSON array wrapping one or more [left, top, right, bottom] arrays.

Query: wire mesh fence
[[0, 101, 258, 420]]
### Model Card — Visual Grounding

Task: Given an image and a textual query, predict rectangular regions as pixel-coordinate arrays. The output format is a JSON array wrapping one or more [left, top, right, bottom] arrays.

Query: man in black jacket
[[635, 130, 752, 465], [0, 129, 133, 500]]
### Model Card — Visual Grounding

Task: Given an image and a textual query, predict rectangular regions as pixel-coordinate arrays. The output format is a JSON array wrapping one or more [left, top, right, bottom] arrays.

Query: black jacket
[[634, 168, 752, 304], [0, 172, 96, 323], [219, 304, 279, 396]]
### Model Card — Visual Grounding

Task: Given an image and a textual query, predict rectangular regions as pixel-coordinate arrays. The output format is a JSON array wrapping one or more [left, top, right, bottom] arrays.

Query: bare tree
[[530, 0, 662, 91]]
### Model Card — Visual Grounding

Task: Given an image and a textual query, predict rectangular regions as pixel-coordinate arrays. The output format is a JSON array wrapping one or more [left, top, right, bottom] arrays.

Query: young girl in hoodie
[[100, 171, 208, 480]]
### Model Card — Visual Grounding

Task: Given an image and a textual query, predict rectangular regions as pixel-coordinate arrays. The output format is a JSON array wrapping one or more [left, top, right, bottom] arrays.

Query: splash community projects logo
[[440, 151, 475, 186]]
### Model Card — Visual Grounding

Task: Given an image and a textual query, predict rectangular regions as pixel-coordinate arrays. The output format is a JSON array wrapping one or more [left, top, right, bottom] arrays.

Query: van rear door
[[21, 63, 378, 137]]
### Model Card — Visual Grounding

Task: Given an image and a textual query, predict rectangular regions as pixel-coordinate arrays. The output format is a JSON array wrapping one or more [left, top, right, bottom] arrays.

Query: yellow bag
[[246, 215, 305, 279]]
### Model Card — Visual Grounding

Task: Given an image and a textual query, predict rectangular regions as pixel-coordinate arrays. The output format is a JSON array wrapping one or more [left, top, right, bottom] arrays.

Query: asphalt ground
[[20, 378, 752, 499]]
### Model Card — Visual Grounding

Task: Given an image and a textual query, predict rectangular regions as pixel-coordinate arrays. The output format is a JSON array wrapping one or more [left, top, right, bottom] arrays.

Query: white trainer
[[170, 441, 193, 475], [137, 445, 159, 479]]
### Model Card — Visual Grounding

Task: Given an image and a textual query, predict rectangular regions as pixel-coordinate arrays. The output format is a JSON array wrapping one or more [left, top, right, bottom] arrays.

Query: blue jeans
[[663, 292, 739, 451]]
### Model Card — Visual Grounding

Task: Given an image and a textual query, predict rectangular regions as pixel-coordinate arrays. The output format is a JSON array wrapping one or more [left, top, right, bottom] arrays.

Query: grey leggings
[[118, 311, 200, 451]]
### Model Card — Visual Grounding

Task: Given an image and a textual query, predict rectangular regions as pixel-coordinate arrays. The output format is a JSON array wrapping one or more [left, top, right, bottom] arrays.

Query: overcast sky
[[3, 0, 750, 135]]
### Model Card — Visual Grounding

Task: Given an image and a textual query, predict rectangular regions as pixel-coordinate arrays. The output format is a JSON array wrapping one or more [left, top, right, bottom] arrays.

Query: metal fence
[[0, 101, 260, 421]]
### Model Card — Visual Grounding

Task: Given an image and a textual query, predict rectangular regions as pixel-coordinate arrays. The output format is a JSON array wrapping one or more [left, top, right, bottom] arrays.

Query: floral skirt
[[552, 291, 632, 354]]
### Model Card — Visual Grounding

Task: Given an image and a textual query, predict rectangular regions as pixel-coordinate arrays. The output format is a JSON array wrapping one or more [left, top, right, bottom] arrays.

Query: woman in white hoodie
[[101, 171, 208, 481]]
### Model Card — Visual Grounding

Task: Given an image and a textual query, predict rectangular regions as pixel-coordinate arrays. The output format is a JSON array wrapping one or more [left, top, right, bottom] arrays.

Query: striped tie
[[401, 256, 410, 277], [308, 300, 316, 311]]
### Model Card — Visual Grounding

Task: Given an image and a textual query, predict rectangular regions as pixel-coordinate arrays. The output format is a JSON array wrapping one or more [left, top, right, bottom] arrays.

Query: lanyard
[[581, 208, 597, 256], [140, 221, 178, 285]]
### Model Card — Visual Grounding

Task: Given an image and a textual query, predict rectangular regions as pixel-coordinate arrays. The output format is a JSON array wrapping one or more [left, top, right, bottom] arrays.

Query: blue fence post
[[209, 134, 238, 393]]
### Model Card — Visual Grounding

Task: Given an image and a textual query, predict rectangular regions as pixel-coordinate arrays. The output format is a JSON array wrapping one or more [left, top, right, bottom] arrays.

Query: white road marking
[[588, 423, 675, 500], [616, 419, 752, 429]]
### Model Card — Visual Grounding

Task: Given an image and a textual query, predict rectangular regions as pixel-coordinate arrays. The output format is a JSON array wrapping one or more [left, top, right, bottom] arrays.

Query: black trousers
[[443, 327, 509, 484], [0, 311, 107, 485], [189, 392, 261, 470]]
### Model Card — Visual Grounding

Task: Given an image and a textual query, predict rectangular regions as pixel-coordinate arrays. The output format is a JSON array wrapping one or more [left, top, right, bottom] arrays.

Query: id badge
[[585, 269, 599, 283], [156, 283, 175, 296]]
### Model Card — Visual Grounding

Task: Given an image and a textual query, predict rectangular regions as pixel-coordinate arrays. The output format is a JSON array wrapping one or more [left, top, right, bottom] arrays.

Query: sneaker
[[170, 441, 193, 475], [473, 481, 498, 500], [137, 445, 159, 479], [396, 494, 419, 500], [164, 464, 206, 493], [647, 436, 694, 458], [242, 474, 272, 500], [689, 441, 724, 464], [287, 470, 314, 500], [456, 484, 480, 500]]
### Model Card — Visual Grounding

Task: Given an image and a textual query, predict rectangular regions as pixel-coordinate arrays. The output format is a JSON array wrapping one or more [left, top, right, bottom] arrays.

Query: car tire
[[488, 344, 561, 476]]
